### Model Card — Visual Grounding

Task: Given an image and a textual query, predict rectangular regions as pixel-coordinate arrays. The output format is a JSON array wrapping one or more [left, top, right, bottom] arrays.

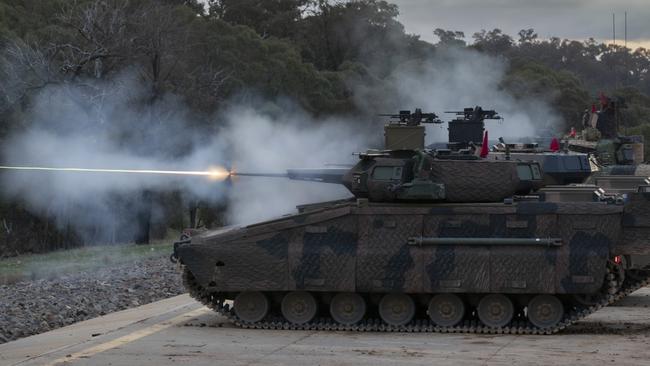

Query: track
[[183, 267, 650, 335]]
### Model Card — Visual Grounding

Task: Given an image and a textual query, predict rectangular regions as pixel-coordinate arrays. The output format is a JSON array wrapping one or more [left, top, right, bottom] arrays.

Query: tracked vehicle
[[172, 110, 650, 334]]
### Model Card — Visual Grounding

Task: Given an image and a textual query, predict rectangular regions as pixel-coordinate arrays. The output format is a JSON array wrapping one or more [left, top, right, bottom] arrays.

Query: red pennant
[[479, 130, 489, 158], [549, 137, 560, 152]]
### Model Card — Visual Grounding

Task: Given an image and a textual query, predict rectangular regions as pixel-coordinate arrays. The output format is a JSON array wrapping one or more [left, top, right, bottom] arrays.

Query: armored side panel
[[601, 164, 650, 176], [590, 175, 650, 192], [493, 153, 591, 185], [620, 187, 650, 256], [429, 160, 521, 202], [178, 206, 355, 292], [178, 200, 622, 296], [384, 125, 425, 150], [538, 185, 599, 202]]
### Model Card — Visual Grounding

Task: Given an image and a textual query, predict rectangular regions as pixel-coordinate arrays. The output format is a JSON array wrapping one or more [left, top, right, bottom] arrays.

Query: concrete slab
[[0, 294, 202, 366], [2, 288, 650, 366]]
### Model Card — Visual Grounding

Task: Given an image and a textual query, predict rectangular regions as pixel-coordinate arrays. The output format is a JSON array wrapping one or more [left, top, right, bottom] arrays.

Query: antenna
[[612, 13, 619, 133], [612, 13, 616, 46], [624, 11, 628, 87], [617, 11, 630, 135]]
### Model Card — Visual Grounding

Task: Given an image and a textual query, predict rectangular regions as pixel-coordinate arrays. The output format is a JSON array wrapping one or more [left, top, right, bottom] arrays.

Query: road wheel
[[427, 294, 465, 327], [281, 291, 318, 325], [477, 294, 514, 328], [330, 292, 366, 325], [378, 293, 415, 326], [234, 291, 269, 323], [527, 295, 564, 329]]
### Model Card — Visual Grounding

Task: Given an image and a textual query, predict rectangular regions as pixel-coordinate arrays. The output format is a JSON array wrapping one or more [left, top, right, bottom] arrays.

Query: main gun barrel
[[232, 172, 289, 178], [233, 168, 348, 184]]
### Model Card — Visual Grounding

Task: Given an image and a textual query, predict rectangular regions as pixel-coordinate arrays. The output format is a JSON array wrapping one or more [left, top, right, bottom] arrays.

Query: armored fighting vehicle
[[172, 110, 650, 334]]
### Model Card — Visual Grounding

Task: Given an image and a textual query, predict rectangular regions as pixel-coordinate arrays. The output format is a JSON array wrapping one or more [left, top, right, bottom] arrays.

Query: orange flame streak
[[0, 165, 233, 182]]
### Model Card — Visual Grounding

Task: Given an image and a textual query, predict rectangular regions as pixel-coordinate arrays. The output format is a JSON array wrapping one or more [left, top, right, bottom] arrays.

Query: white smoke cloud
[[220, 106, 369, 224], [1, 47, 562, 242], [353, 47, 560, 144], [0, 75, 373, 240]]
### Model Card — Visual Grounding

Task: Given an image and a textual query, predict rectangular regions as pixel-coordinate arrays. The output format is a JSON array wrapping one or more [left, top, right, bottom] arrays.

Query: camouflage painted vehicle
[[172, 110, 650, 334]]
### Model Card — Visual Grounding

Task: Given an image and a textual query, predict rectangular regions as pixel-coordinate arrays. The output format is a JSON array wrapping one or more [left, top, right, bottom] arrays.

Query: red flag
[[549, 137, 560, 152], [479, 130, 489, 158]]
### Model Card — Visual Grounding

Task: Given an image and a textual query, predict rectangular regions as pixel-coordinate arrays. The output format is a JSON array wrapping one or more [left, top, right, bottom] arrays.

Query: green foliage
[[503, 59, 591, 127], [182, 18, 352, 113], [614, 87, 650, 128], [471, 28, 513, 54], [208, 0, 308, 39], [295, 0, 423, 73], [0, 0, 72, 42], [434, 28, 466, 48]]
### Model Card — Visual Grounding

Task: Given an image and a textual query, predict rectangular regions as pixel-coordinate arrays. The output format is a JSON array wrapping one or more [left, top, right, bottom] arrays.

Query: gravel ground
[[0, 255, 184, 344]]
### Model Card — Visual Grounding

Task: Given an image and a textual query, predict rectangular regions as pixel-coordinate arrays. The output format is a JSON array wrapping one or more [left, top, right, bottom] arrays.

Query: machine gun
[[445, 106, 501, 123], [379, 108, 442, 127]]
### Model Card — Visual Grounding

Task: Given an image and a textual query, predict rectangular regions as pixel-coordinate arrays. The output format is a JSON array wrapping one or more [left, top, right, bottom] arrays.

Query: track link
[[183, 268, 650, 335]]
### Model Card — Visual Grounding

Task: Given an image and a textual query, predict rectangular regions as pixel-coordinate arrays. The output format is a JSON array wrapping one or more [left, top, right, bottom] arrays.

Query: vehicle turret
[[233, 109, 542, 203]]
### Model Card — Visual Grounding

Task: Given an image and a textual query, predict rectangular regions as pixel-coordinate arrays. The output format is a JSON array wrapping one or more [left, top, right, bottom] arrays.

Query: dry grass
[[0, 240, 174, 285]]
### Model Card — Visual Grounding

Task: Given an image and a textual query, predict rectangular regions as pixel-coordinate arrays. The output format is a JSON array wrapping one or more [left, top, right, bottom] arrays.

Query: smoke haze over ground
[[1, 48, 559, 240], [0, 74, 372, 238], [220, 106, 369, 224]]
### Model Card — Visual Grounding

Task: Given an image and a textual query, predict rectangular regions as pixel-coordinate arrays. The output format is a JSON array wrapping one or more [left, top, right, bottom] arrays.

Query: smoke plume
[[1, 48, 560, 243], [353, 47, 561, 144]]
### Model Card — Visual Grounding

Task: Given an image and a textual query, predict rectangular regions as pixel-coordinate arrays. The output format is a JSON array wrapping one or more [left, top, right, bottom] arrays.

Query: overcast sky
[[390, 0, 650, 48]]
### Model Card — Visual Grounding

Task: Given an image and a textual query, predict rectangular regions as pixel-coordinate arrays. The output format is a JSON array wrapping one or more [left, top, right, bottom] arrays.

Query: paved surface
[[2, 288, 650, 366]]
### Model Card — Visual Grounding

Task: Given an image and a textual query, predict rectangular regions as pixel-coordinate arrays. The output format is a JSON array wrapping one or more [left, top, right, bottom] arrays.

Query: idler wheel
[[427, 294, 465, 327], [378, 293, 415, 326], [330, 292, 366, 325], [234, 291, 269, 323], [527, 295, 564, 329], [477, 294, 514, 328], [281, 291, 318, 325]]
